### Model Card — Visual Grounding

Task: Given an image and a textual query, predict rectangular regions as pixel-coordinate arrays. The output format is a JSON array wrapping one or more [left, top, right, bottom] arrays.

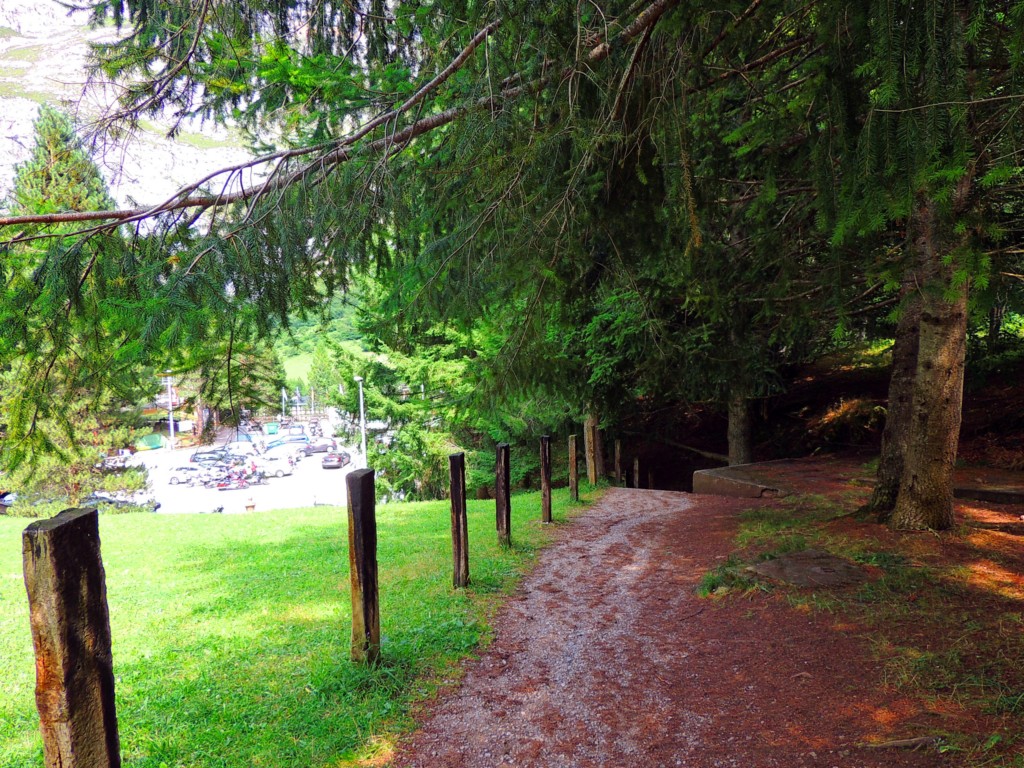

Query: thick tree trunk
[[727, 391, 753, 466], [864, 278, 922, 522], [889, 197, 968, 531]]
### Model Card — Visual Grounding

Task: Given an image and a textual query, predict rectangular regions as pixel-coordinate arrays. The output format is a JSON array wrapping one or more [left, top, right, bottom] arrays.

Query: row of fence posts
[[21, 430, 608, 767], [612, 438, 656, 490]]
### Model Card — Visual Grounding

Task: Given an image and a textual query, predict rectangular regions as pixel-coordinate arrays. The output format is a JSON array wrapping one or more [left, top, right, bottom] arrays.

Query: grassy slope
[[282, 352, 314, 386], [1, 488, 589, 767]]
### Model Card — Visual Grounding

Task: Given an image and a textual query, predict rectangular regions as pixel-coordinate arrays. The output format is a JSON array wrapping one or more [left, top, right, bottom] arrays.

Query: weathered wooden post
[[22, 508, 121, 768], [495, 443, 511, 547], [633, 457, 641, 489], [346, 468, 380, 664], [450, 452, 470, 587], [540, 435, 552, 523], [568, 434, 579, 501], [614, 439, 622, 485], [584, 416, 598, 484], [648, 470, 655, 490]]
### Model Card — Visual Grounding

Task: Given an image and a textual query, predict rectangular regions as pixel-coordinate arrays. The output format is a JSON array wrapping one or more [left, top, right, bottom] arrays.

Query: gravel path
[[391, 488, 946, 768]]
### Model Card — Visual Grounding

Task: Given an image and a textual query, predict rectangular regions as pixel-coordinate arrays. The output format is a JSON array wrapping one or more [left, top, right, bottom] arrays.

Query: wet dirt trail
[[390, 488, 946, 768]]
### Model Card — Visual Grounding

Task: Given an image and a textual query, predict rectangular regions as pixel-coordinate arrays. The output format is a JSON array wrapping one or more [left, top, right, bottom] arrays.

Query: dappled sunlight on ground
[[960, 558, 1024, 600]]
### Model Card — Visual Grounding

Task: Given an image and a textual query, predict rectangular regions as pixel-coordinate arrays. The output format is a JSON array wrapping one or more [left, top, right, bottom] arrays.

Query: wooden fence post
[[568, 434, 579, 501], [346, 468, 380, 664], [614, 439, 622, 485], [540, 435, 552, 523], [495, 443, 511, 547], [450, 452, 470, 587], [584, 416, 598, 484], [23, 508, 121, 768], [633, 457, 641, 489], [648, 470, 655, 490], [593, 423, 606, 480]]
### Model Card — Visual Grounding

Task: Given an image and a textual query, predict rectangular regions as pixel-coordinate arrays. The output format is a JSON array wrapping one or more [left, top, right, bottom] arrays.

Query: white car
[[255, 455, 293, 478], [168, 465, 206, 485], [223, 441, 259, 456]]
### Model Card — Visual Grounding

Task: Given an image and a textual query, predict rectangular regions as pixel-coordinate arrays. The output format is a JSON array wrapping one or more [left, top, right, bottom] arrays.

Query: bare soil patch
[[388, 475, 1021, 767]]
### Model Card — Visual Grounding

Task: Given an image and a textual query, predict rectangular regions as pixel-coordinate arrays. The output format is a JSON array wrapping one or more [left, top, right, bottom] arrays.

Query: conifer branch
[[0, 0, 681, 239]]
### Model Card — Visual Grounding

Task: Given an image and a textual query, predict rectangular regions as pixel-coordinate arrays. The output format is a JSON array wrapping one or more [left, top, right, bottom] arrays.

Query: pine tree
[[0, 106, 149, 501], [819, 1, 1024, 530]]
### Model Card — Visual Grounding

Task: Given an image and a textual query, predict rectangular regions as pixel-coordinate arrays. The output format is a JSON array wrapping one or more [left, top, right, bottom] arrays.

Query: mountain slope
[[0, 0, 251, 206]]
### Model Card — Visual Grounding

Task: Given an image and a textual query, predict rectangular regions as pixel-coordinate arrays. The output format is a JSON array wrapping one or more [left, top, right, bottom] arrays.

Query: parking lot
[[136, 443, 358, 514]]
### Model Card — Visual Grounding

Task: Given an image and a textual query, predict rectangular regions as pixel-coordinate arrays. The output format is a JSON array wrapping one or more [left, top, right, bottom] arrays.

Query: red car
[[303, 439, 337, 456]]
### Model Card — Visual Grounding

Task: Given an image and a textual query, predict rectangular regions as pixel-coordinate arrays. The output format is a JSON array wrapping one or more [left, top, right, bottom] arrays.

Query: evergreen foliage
[[2, 2, 1024, 525], [0, 106, 150, 499]]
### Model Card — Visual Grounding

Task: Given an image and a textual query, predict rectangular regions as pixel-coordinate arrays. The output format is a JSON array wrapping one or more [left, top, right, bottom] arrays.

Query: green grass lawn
[[1, 488, 591, 767]]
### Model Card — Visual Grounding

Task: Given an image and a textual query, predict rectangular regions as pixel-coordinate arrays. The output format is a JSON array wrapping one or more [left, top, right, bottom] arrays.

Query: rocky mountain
[[0, 0, 252, 207]]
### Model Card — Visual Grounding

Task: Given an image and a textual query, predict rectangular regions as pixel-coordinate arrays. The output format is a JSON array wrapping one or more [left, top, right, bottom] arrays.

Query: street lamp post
[[164, 371, 175, 450], [354, 375, 367, 467]]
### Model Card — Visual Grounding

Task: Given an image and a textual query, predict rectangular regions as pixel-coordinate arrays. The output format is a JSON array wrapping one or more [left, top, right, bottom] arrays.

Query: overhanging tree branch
[[0, 0, 682, 240]]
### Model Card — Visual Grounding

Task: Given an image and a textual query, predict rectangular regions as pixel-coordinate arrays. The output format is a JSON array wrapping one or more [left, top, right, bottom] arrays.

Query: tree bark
[[889, 196, 968, 531], [864, 275, 922, 522], [727, 391, 753, 466]]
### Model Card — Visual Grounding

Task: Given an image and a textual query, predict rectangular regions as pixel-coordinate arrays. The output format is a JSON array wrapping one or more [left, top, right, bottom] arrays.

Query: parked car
[[266, 434, 310, 450], [263, 443, 302, 460], [168, 465, 206, 485], [302, 439, 337, 456], [255, 455, 293, 478], [190, 448, 227, 465], [321, 451, 351, 470], [223, 441, 259, 456]]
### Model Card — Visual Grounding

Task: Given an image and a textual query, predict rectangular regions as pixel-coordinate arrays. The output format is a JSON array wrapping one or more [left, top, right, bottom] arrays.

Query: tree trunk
[[727, 391, 753, 466], [889, 196, 968, 531], [864, 276, 922, 522]]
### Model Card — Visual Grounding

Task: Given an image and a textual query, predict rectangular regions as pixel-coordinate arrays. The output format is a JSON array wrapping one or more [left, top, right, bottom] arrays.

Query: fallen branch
[[858, 736, 941, 750]]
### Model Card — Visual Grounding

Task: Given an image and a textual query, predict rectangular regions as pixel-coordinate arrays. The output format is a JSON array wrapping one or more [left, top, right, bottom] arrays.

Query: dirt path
[[391, 488, 945, 768]]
